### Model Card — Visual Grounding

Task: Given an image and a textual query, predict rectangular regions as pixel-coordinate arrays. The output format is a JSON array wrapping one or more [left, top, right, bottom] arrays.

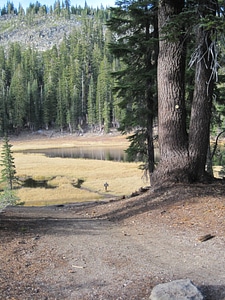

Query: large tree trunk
[[152, 0, 217, 186], [152, 0, 190, 184], [188, 1, 216, 181]]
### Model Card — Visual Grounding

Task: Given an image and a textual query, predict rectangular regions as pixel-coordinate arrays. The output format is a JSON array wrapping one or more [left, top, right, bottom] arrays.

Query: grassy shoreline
[[1, 132, 147, 206], [10, 131, 131, 150]]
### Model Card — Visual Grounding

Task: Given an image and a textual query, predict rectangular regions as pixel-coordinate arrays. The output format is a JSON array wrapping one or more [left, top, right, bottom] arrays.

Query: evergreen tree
[[1, 5, 7, 15], [108, 0, 158, 175], [0, 135, 18, 210], [43, 47, 59, 129], [27, 79, 40, 130], [96, 55, 112, 132], [68, 49, 82, 130], [54, 0, 61, 16], [0, 135, 16, 190], [0, 47, 7, 135], [87, 76, 96, 130], [9, 63, 27, 130]]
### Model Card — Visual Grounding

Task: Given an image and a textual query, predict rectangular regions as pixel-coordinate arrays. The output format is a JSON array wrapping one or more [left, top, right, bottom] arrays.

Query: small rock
[[149, 279, 203, 300]]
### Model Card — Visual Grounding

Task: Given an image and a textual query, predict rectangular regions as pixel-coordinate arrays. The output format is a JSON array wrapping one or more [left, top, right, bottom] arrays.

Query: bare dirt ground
[[1, 183, 225, 300], [0, 132, 225, 299]]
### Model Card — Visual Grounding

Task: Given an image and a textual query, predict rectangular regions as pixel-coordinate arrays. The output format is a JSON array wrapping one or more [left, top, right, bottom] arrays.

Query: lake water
[[23, 145, 223, 165], [23, 147, 128, 162]]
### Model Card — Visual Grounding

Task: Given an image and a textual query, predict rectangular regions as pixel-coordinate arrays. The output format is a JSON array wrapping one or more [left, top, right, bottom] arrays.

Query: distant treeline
[[0, 1, 109, 16]]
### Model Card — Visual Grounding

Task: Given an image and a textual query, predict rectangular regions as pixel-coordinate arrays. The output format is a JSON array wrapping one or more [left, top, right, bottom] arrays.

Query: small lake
[[22, 147, 128, 162], [22, 145, 224, 165]]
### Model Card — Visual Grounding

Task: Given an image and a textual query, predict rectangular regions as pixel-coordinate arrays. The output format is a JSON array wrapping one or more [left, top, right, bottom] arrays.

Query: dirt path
[[1, 183, 225, 299]]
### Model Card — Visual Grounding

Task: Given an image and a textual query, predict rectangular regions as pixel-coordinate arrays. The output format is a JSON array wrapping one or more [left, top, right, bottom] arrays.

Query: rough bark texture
[[188, 2, 216, 181], [152, 0, 217, 186], [146, 12, 158, 175], [152, 0, 189, 184]]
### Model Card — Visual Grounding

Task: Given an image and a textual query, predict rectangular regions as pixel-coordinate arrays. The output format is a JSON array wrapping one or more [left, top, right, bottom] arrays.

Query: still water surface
[[23, 147, 128, 162]]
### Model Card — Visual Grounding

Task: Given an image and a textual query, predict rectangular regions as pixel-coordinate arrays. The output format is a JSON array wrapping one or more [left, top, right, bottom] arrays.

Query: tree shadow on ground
[[1, 182, 225, 239], [0, 202, 113, 240], [96, 182, 225, 221]]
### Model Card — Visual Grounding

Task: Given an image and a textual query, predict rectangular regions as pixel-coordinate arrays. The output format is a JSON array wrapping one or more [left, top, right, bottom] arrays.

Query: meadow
[[3, 132, 147, 206]]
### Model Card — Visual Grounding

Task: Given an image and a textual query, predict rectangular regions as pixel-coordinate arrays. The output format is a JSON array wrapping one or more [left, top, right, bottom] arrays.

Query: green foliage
[[0, 188, 19, 211], [96, 55, 113, 132], [108, 0, 158, 174], [125, 130, 148, 162], [0, 135, 16, 190], [0, 6, 116, 134], [0, 135, 19, 210]]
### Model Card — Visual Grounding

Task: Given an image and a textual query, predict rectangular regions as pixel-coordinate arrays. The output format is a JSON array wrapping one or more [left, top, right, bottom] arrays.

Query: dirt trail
[[1, 183, 225, 299]]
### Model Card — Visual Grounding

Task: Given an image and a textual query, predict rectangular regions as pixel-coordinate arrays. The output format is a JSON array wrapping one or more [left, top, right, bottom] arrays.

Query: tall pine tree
[[108, 0, 158, 176]]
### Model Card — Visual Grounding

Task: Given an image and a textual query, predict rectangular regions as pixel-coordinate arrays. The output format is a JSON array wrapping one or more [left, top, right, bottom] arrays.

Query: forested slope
[[0, 3, 118, 135]]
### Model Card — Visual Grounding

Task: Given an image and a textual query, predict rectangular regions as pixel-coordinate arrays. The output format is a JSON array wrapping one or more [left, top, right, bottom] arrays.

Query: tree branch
[[211, 129, 225, 160]]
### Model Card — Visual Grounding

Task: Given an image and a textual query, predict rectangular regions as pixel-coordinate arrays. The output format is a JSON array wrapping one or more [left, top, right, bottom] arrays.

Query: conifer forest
[[0, 1, 118, 135]]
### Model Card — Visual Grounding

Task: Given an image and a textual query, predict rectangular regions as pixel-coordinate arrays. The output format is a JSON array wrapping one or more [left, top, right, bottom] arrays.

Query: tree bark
[[152, 0, 217, 185], [152, 0, 190, 184], [146, 4, 158, 175], [188, 1, 216, 181]]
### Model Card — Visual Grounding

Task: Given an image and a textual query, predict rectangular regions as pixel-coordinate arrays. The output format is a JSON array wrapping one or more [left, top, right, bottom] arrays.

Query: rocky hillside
[[0, 14, 81, 51]]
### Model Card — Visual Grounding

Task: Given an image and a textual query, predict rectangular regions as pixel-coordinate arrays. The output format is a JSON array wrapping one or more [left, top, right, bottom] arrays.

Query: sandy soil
[[0, 132, 225, 299]]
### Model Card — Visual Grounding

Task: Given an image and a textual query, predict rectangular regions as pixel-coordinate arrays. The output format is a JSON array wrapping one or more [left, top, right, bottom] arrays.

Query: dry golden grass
[[213, 165, 223, 178], [10, 132, 130, 151], [0, 133, 147, 206], [1, 133, 223, 206], [13, 153, 145, 206]]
